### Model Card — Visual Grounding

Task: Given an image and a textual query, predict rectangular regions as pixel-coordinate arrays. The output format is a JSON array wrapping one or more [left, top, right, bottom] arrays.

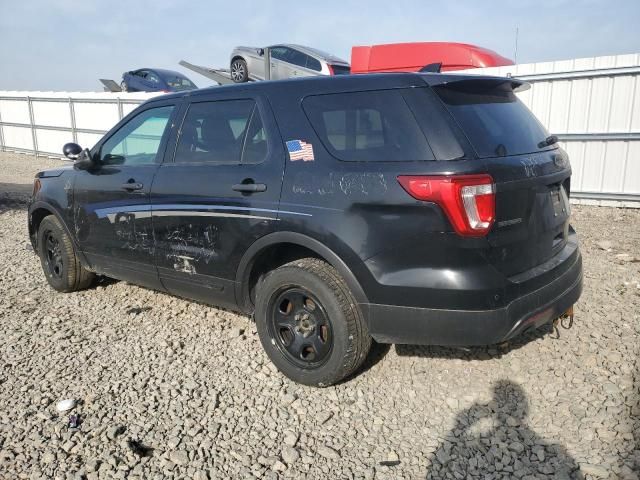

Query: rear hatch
[[429, 78, 572, 277]]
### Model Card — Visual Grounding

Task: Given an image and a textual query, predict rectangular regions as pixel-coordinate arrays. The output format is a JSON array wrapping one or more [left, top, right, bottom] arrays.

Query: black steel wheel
[[255, 258, 371, 386], [230, 58, 249, 83], [44, 231, 64, 279], [268, 287, 333, 369], [37, 215, 95, 292]]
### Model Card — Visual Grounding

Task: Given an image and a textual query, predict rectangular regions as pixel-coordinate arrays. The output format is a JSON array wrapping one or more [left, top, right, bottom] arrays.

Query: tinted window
[[175, 99, 259, 164], [329, 65, 350, 75], [242, 108, 268, 164], [270, 47, 287, 61], [283, 48, 307, 67], [100, 106, 174, 166], [303, 90, 434, 161], [306, 56, 322, 71], [433, 81, 553, 158]]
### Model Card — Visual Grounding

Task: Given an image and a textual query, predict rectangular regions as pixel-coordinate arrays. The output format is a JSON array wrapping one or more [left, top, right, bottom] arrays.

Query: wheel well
[[29, 207, 53, 242], [231, 55, 245, 65], [245, 243, 322, 310]]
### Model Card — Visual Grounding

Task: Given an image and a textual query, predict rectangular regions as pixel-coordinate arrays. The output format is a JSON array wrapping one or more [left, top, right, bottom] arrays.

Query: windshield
[[166, 75, 197, 91], [433, 80, 554, 158]]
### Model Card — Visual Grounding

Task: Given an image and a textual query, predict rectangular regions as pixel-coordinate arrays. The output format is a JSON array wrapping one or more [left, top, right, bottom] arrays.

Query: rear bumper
[[361, 250, 583, 346]]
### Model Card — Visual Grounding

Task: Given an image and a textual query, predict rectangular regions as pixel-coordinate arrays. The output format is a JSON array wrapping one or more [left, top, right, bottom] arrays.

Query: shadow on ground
[[394, 323, 555, 361], [425, 379, 584, 479], [0, 182, 31, 214]]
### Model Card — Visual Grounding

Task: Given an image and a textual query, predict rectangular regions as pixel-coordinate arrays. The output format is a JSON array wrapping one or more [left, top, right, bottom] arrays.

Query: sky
[[1, 0, 639, 91]]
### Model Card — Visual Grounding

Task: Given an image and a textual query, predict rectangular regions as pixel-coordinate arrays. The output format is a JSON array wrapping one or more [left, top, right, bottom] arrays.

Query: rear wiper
[[538, 135, 558, 148]]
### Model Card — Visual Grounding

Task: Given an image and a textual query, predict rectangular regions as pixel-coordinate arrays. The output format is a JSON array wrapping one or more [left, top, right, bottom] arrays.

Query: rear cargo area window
[[303, 90, 434, 161], [433, 81, 554, 158]]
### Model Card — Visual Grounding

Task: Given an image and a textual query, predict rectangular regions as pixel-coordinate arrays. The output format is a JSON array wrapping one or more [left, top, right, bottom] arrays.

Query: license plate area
[[550, 184, 570, 219]]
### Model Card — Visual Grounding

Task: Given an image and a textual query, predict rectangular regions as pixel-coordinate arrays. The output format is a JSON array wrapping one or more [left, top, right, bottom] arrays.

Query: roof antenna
[[514, 27, 519, 64]]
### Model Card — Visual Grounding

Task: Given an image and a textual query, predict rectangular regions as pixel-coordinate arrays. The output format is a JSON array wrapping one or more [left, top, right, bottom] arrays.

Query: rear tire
[[230, 58, 249, 83], [37, 215, 95, 292], [255, 258, 371, 386]]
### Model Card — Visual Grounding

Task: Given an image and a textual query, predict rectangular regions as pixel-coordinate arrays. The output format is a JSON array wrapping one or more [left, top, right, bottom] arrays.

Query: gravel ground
[[0, 151, 638, 480]]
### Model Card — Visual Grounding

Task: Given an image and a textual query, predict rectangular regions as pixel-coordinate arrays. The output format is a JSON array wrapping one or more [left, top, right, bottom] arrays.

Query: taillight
[[327, 64, 334, 75], [397, 174, 496, 237]]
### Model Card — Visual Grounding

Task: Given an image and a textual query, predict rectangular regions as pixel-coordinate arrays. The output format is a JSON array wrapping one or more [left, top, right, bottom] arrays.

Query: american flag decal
[[286, 139, 315, 162]]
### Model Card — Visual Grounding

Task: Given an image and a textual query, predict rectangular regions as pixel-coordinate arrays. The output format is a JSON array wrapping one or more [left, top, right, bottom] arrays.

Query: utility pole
[[514, 27, 519, 64]]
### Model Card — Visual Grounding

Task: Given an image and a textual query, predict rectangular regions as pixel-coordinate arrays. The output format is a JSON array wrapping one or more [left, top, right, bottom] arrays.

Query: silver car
[[229, 44, 350, 83]]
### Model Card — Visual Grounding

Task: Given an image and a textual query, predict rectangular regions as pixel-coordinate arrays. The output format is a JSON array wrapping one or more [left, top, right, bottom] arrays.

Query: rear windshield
[[432, 81, 554, 158], [303, 90, 434, 161]]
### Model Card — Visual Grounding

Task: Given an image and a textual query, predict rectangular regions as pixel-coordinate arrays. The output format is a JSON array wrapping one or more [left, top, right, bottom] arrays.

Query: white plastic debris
[[55, 399, 76, 412]]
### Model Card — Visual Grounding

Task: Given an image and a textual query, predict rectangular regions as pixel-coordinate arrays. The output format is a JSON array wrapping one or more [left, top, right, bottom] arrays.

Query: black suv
[[29, 73, 582, 386]]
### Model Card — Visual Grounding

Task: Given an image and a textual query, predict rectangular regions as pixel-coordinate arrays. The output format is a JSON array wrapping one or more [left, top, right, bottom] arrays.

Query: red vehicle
[[351, 42, 514, 74]]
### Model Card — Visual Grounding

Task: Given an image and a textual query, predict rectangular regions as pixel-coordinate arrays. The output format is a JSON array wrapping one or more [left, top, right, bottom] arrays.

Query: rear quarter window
[[303, 90, 434, 162], [433, 81, 554, 158]]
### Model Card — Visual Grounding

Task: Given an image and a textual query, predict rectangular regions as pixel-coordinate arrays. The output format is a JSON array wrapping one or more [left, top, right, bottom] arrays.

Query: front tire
[[255, 258, 371, 386], [230, 58, 249, 83], [37, 215, 95, 292]]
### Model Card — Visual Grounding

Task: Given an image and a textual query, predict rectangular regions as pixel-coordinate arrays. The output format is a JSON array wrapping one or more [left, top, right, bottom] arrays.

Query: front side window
[[100, 105, 174, 166], [174, 99, 267, 164], [303, 90, 434, 161], [270, 47, 287, 61], [146, 72, 161, 84]]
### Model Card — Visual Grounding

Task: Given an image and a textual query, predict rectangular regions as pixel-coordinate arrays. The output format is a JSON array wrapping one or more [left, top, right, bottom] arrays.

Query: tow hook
[[552, 306, 575, 339]]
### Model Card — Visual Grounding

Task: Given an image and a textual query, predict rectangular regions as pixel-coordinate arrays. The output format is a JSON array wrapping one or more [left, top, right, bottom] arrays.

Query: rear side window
[[175, 99, 267, 164], [303, 90, 434, 161], [433, 81, 553, 158], [306, 56, 322, 72]]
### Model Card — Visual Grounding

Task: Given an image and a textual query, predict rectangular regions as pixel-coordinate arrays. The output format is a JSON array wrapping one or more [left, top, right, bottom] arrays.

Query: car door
[[150, 92, 286, 309], [73, 100, 178, 290], [268, 46, 292, 80], [285, 49, 320, 78]]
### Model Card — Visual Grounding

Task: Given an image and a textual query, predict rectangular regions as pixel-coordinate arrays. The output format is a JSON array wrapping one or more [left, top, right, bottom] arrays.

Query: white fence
[[460, 53, 640, 207], [1, 53, 639, 206], [0, 91, 158, 157]]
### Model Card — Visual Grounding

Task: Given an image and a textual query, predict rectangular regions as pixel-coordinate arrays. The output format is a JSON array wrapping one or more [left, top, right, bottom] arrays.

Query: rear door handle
[[232, 183, 267, 193], [121, 182, 144, 191]]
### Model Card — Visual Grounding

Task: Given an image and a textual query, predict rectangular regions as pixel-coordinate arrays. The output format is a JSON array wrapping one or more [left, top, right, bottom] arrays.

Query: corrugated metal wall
[[460, 54, 640, 207], [0, 91, 157, 157]]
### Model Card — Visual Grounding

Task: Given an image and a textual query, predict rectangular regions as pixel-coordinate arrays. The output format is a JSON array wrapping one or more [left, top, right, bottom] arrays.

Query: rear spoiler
[[420, 73, 531, 93]]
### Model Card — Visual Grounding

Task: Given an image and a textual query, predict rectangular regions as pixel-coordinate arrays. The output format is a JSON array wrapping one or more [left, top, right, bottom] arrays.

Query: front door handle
[[121, 182, 144, 191], [232, 182, 267, 193]]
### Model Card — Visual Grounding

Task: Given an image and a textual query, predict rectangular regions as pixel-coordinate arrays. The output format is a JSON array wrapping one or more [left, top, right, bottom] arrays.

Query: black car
[[28, 73, 582, 386]]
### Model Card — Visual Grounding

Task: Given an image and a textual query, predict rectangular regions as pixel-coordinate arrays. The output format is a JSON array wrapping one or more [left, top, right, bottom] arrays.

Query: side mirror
[[73, 148, 96, 171], [63, 142, 82, 160], [257, 48, 264, 56]]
